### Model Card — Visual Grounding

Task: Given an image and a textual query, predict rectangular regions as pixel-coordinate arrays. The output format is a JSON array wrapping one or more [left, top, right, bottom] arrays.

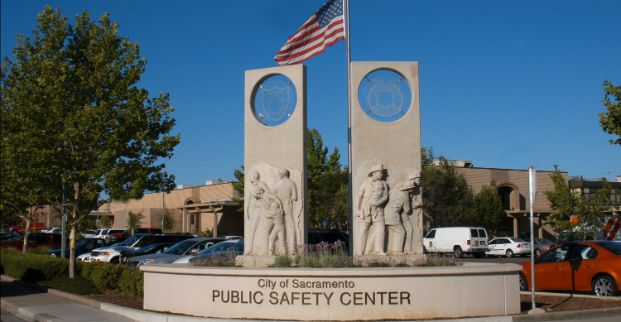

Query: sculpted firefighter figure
[[354, 163, 389, 256]]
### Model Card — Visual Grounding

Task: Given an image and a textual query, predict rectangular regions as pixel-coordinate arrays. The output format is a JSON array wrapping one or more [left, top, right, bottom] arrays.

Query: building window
[[498, 186, 513, 211]]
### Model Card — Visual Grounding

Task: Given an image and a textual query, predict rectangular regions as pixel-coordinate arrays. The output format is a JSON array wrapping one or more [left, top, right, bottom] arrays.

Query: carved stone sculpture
[[273, 168, 299, 254], [244, 170, 270, 255], [354, 163, 389, 256], [244, 164, 301, 257]]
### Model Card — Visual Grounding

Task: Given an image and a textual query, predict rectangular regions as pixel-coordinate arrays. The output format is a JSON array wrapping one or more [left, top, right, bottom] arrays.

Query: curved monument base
[[141, 263, 521, 321]]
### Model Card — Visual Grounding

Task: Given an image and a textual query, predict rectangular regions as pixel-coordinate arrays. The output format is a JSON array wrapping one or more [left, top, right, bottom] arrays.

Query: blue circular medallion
[[252, 74, 297, 127], [358, 69, 412, 122]]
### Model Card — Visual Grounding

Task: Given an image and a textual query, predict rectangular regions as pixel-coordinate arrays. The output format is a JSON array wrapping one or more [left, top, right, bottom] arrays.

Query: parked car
[[186, 239, 244, 265], [1, 231, 22, 241], [486, 237, 531, 257], [79, 233, 194, 264], [126, 237, 226, 268], [47, 238, 110, 258], [41, 227, 61, 234], [532, 238, 555, 257], [101, 229, 128, 242], [519, 241, 621, 296], [9, 223, 45, 233], [423, 227, 489, 258], [132, 227, 163, 234], [81, 229, 98, 239], [0, 232, 63, 250], [120, 242, 175, 265]]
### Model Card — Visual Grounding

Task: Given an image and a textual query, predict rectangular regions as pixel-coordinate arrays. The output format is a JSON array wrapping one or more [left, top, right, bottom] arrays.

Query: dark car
[[47, 238, 111, 258], [1, 232, 63, 250], [120, 242, 176, 264]]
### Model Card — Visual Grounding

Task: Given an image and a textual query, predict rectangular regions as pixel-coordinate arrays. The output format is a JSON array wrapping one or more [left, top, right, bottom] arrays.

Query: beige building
[[455, 165, 568, 240], [97, 181, 242, 237]]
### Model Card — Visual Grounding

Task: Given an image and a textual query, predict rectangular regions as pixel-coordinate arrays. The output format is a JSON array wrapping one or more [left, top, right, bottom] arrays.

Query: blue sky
[[2, 0, 620, 186]]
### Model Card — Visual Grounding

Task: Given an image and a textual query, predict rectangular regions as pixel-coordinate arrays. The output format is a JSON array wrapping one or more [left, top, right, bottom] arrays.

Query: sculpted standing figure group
[[245, 168, 300, 256], [354, 163, 420, 256]]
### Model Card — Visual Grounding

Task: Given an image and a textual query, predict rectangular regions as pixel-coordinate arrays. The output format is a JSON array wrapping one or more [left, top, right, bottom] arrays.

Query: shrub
[[40, 276, 96, 295], [0, 249, 67, 282], [271, 241, 355, 268], [118, 268, 144, 297], [1, 249, 145, 298], [90, 262, 126, 291]]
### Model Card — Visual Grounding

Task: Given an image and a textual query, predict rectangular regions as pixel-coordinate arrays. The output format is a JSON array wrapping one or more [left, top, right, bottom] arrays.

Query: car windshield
[[115, 235, 139, 247], [164, 240, 196, 255], [513, 238, 527, 243], [198, 241, 239, 256], [137, 243, 164, 253], [597, 241, 621, 255]]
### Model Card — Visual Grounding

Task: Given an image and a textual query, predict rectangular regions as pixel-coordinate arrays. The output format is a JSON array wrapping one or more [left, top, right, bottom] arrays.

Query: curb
[[520, 291, 621, 301], [513, 306, 621, 321]]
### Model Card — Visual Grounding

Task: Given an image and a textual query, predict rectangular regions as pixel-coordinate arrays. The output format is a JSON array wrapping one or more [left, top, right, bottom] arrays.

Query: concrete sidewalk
[[1, 277, 134, 322], [2, 274, 621, 322]]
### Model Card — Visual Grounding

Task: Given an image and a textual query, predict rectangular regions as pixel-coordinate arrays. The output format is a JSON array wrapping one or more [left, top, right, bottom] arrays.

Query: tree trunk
[[68, 181, 79, 279], [22, 214, 32, 254]]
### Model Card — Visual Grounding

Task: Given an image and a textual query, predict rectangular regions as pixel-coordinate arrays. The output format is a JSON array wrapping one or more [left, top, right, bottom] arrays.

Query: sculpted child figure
[[355, 163, 389, 256]]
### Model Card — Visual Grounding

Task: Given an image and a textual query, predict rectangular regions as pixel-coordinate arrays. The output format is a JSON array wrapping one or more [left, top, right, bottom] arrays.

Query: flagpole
[[344, 0, 353, 254]]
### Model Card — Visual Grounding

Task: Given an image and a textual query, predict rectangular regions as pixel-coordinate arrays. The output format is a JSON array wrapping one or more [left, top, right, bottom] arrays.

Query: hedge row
[[0, 248, 143, 297]]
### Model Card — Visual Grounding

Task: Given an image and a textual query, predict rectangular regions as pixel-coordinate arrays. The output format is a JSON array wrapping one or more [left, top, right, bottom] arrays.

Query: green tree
[[232, 129, 349, 229], [467, 183, 506, 235], [99, 215, 113, 228], [306, 129, 348, 229], [600, 80, 621, 145], [162, 210, 174, 232], [127, 211, 144, 234], [1, 7, 179, 277], [544, 166, 577, 232], [232, 165, 244, 200], [1, 12, 64, 253], [421, 158, 474, 227]]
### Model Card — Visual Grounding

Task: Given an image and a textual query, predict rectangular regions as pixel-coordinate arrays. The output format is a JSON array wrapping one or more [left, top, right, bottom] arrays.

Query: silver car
[[127, 237, 225, 268]]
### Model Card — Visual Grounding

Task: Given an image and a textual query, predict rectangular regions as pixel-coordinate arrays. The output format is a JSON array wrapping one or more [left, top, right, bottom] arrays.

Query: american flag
[[274, 0, 345, 65]]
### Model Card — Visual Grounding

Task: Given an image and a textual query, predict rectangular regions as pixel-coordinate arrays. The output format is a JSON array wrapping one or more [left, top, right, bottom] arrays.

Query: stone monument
[[238, 65, 307, 267], [350, 62, 423, 262]]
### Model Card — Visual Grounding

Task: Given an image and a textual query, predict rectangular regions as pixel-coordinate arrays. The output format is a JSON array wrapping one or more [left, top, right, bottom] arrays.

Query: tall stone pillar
[[350, 62, 423, 263], [238, 65, 307, 267]]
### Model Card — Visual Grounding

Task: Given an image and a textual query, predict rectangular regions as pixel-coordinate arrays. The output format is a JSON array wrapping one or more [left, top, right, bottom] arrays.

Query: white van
[[423, 227, 489, 258]]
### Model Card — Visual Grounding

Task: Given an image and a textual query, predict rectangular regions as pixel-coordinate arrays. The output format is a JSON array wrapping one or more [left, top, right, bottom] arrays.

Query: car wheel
[[453, 246, 463, 258], [519, 273, 529, 291], [423, 246, 428, 255], [592, 275, 618, 297], [535, 249, 542, 257], [473, 252, 485, 258], [506, 249, 514, 258], [109, 257, 119, 264]]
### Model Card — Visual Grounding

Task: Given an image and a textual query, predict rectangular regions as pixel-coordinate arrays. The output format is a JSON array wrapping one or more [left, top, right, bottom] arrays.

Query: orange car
[[519, 241, 621, 296]]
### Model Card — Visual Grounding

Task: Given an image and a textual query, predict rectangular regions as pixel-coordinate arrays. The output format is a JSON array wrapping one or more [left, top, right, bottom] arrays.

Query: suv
[[78, 233, 194, 264], [423, 227, 489, 258]]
